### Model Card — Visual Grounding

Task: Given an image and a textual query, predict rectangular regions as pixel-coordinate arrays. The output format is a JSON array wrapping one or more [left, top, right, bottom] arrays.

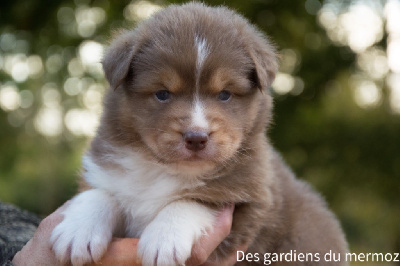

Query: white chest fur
[[51, 146, 216, 265], [82, 147, 196, 237]]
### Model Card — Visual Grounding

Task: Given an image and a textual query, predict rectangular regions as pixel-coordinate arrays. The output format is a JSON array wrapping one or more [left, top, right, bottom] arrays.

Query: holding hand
[[13, 203, 244, 266]]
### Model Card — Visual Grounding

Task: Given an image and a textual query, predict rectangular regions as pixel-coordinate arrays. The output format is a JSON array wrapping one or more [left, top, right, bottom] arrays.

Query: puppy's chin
[[169, 159, 217, 179]]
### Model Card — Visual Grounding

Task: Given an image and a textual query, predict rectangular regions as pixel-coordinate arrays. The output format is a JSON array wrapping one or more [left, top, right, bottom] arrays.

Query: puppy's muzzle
[[184, 131, 209, 151]]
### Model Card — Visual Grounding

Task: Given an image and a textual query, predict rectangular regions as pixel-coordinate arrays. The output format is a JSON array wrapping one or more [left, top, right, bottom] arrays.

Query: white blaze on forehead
[[191, 99, 209, 129], [191, 35, 210, 130], [195, 35, 210, 86]]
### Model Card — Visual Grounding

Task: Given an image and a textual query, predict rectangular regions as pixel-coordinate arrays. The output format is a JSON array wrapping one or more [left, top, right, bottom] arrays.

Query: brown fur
[[92, 3, 348, 265]]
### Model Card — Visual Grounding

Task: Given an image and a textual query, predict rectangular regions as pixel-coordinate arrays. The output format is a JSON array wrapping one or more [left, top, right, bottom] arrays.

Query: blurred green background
[[0, 0, 399, 264]]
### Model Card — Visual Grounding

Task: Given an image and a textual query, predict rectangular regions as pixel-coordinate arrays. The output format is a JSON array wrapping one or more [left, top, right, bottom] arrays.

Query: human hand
[[12, 201, 70, 266], [13, 202, 243, 266], [88, 204, 244, 266], [186, 203, 248, 266]]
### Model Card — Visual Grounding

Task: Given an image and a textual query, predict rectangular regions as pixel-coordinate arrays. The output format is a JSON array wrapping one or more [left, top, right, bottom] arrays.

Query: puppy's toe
[[87, 233, 110, 262], [50, 218, 112, 265]]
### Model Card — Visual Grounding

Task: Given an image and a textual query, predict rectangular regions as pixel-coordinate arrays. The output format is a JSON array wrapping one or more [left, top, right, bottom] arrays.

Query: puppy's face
[[101, 4, 277, 177], [125, 41, 258, 173]]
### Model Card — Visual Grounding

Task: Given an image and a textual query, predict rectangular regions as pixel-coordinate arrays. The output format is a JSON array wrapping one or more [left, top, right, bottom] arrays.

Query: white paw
[[138, 222, 194, 265], [50, 218, 111, 265], [136, 201, 216, 266], [50, 189, 120, 266]]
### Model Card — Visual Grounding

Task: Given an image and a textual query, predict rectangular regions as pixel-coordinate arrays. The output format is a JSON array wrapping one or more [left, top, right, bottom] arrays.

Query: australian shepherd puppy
[[51, 3, 348, 265]]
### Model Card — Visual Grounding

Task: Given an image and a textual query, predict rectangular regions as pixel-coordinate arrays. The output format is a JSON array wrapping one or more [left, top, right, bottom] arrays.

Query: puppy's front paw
[[138, 221, 194, 265], [50, 217, 111, 266], [50, 190, 119, 265], [137, 201, 216, 266]]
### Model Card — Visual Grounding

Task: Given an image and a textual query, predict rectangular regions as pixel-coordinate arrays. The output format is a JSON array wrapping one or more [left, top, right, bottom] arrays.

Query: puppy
[[51, 3, 348, 265]]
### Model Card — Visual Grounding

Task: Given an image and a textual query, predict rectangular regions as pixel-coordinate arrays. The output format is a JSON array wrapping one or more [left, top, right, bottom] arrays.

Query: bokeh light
[[0, 84, 20, 111], [124, 0, 162, 21]]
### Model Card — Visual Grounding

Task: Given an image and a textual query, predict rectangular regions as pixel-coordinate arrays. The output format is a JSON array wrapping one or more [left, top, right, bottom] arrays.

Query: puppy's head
[[100, 3, 278, 178]]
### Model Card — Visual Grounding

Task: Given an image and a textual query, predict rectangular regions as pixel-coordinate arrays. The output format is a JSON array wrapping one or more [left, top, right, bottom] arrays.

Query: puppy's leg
[[50, 189, 121, 266], [137, 200, 216, 266]]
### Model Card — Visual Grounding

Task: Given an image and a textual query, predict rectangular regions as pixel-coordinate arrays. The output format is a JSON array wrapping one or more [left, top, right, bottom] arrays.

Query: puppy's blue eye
[[155, 90, 171, 102], [218, 90, 231, 101]]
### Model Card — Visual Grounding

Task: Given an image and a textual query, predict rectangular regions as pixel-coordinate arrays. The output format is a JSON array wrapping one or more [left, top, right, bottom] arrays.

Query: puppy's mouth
[[145, 128, 238, 172], [181, 151, 214, 162], [183, 154, 203, 161], [144, 129, 240, 178], [176, 143, 214, 161], [156, 140, 219, 166], [147, 140, 216, 165]]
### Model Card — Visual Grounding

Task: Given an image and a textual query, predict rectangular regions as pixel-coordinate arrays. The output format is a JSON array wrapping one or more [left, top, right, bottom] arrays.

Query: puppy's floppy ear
[[102, 30, 139, 90], [248, 35, 278, 91]]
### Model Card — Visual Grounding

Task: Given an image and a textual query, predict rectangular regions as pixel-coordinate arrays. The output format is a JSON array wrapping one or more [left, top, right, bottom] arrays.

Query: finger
[[86, 238, 140, 266], [35, 200, 72, 240], [13, 201, 73, 266], [187, 203, 235, 265]]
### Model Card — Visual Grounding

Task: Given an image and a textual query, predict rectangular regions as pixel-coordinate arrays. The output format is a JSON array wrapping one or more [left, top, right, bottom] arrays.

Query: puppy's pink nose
[[184, 131, 208, 151]]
